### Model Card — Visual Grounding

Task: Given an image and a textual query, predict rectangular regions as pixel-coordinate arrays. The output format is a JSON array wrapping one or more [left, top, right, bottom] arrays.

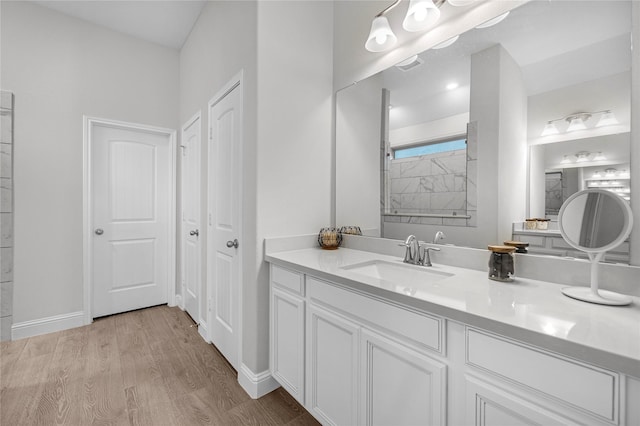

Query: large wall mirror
[[335, 0, 633, 261]]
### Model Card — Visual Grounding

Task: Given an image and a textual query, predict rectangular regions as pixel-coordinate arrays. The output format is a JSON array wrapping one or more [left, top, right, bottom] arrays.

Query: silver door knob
[[226, 239, 239, 248], [94, 228, 104, 235], [190, 229, 199, 237]]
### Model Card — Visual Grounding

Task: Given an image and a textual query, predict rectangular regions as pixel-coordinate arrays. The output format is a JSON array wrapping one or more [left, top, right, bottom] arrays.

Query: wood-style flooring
[[0, 305, 320, 425]]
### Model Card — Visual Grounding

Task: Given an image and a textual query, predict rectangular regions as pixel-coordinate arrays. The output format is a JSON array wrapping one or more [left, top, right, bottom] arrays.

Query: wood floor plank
[[258, 387, 311, 424], [0, 337, 27, 391], [0, 353, 54, 425], [0, 305, 318, 425]]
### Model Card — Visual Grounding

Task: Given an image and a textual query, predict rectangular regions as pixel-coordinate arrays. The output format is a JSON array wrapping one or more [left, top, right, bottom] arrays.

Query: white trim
[[180, 110, 202, 316], [12, 311, 85, 340], [83, 116, 177, 324], [207, 70, 244, 369], [198, 321, 210, 343], [238, 364, 280, 399]]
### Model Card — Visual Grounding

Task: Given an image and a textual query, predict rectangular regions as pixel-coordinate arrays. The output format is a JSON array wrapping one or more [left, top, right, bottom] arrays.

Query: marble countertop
[[266, 246, 640, 378]]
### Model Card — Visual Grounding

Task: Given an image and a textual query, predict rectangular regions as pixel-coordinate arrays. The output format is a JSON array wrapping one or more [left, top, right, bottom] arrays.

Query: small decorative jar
[[318, 227, 342, 250], [503, 240, 529, 254], [339, 226, 362, 236], [488, 245, 516, 282], [525, 219, 537, 230], [536, 218, 550, 230]]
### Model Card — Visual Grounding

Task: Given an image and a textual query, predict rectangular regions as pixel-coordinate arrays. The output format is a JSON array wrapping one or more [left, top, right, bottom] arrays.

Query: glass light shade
[[365, 16, 397, 52], [560, 155, 571, 164], [575, 152, 590, 162], [403, 0, 440, 32], [566, 117, 587, 132], [593, 152, 606, 161], [596, 111, 618, 127], [448, 0, 476, 6], [396, 55, 419, 67], [476, 11, 510, 29], [432, 35, 459, 49], [541, 122, 559, 136]]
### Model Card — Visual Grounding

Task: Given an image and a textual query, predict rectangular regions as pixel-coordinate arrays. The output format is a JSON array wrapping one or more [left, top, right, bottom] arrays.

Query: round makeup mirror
[[558, 189, 633, 305]]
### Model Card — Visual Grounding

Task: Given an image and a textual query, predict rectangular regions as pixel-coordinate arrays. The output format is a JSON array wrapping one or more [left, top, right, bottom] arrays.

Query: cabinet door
[[306, 304, 359, 426], [466, 376, 579, 426], [360, 329, 446, 426], [270, 287, 305, 404]]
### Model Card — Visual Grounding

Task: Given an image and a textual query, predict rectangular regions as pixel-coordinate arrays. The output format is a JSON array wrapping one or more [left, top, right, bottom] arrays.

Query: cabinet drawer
[[307, 276, 443, 354], [271, 264, 304, 295], [466, 328, 618, 422]]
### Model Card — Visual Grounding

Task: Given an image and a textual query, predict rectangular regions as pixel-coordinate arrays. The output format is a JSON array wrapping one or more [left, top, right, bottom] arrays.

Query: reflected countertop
[[265, 247, 640, 378]]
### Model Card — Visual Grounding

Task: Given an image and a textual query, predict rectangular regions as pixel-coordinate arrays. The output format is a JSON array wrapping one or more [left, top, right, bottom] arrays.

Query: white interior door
[[181, 113, 201, 324], [91, 122, 173, 318], [208, 76, 242, 370]]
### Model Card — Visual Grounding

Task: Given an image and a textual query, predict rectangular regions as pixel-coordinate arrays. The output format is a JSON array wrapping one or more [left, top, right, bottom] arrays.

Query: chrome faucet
[[433, 231, 446, 244], [399, 235, 420, 264], [399, 235, 440, 266]]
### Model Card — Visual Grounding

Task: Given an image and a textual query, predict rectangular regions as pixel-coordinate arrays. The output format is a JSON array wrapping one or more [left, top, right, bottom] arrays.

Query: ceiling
[[385, 0, 632, 127], [32, 0, 207, 49]]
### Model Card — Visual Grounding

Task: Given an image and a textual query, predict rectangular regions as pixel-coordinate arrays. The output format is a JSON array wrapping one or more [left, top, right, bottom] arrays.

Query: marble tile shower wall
[[384, 121, 477, 228], [1, 91, 13, 341], [388, 149, 467, 215]]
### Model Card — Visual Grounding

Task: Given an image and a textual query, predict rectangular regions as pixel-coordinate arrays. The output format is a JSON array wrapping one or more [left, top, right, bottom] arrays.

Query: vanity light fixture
[[541, 121, 560, 137], [403, 0, 441, 32], [592, 171, 602, 178], [365, 0, 457, 53], [540, 110, 618, 137], [575, 151, 591, 162], [432, 34, 459, 49], [596, 110, 618, 127], [605, 168, 617, 178], [593, 152, 606, 161], [447, 0, 476, 6], [566, 114, 589, 132], [560, 155, 571, 164], [475, 11, 510, 29]]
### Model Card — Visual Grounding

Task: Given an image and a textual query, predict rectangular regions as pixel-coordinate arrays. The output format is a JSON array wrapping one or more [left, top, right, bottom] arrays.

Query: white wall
[[0, 1, 179, 324], [390, 112, 469, 147], [178, 0, 258, 360], [255, 0, 334, 373], [335, 74, 383, 233]]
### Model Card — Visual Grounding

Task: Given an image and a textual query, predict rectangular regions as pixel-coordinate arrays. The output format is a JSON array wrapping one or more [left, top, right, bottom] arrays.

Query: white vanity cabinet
[[270, 267, 447, 426], [464, 328, 621, 426], [306, 302, 359, 425], [268, 261, 640, 426], [269, 265, 305, 404]]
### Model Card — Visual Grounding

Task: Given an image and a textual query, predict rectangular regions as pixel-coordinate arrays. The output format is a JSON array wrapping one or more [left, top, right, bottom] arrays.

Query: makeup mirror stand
[[561, 252, 632, 306]]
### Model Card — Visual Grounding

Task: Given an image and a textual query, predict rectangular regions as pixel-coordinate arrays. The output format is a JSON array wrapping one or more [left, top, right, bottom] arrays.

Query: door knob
[[94, 228, 104, 235], [190, 229, 199, 237], [226, 239, 239, 248]]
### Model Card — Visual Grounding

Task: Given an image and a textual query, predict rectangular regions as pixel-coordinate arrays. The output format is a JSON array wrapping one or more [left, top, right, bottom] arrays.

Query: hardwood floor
[[0, 305, 320, 425]]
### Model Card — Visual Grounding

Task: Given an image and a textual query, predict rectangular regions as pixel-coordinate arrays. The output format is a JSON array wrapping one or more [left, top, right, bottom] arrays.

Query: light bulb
[[365, 16, 397, 52], [541, 122, 559, 137], [566, 117, 586, 132], [414, 7, 427, 21], [403, 0, 440, 32], [375, 33, 387, 45]]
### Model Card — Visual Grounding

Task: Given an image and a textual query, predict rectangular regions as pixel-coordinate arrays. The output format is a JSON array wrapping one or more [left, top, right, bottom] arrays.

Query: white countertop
[[266, 246, 640, 378]]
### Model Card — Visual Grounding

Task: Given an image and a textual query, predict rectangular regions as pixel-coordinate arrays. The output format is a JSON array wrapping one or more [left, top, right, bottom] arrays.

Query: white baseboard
[[198, 321, 210, 343], [12, 311, 85, 340], [173, 294, 183, 308], [238, 363, 280, 399]]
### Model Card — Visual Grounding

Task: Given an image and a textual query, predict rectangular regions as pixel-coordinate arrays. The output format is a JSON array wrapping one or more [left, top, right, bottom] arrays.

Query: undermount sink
[[341, 259, 454, 286]]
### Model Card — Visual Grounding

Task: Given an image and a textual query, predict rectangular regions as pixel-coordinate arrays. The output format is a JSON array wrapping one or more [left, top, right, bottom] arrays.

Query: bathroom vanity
[[266, 239, 640, 426]]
